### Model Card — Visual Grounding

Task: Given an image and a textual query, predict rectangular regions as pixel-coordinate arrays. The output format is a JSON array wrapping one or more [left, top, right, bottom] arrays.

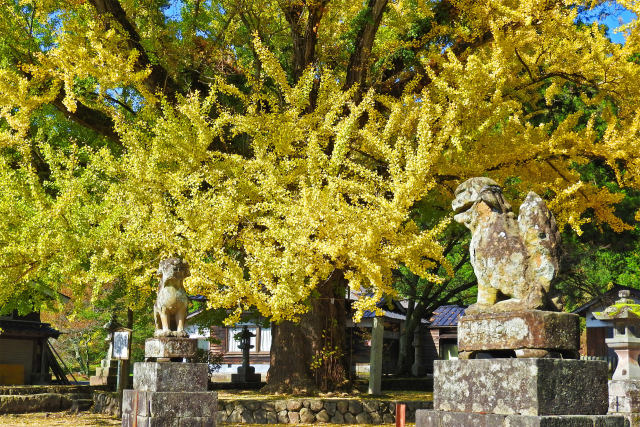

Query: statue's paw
[[155, 330, 172, 337], [175, 330, 189, 338]]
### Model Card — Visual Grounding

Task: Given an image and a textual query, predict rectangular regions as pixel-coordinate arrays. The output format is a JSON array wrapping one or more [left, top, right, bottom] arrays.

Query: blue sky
[[582, 1, 637, 44], [161, 1, 636, 45]]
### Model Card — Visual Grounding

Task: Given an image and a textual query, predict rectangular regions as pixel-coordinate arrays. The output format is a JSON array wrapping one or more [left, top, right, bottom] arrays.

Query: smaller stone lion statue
[[154, 257, 190, 337], [452, 177, 561, 314]]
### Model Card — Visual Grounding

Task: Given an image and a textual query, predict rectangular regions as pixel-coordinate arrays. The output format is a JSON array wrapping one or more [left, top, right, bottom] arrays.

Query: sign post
[[112, 327, 132, 393]]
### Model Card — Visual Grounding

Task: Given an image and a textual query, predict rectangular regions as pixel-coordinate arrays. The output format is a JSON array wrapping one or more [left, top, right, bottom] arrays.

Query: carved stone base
[[231, 366, 261, 383], [610, 379, 640, 414], [133, 362, 208, 392], [122, 390, 217, 427], [145, 337, 197, 360], [458, 310, 579, 357], [416, 410, 627, 426], [433, 359, 609, 416]]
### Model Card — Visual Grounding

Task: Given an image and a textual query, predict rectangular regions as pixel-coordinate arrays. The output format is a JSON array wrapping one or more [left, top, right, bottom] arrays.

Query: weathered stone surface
[[416, 410, 628, 427], [274, 400, 287, 412], [356, 411, 372, 423], [362, 399, 380, 412], [325, 401, 336, 416], [145, 337, 197, 359], [123, 390, 150, 417], [154, 257, 190, 338], [277, 410, 288, 423], [336, 400, 349, 414], [287, 399, 302, 411], [122, 390, 217, 422], [434, 359, 609, 416], [309, 399, 324, 411], [458, 310, 579, 354], [213, 397, 432, 424], [178, 417, 215, 427], [266, 411, 278, 424], [149, 392, 217, 417], [610, 380, 640, 413], [348, 400, 363, 414], [316, 409, 330, 422], [330, 411, 344, 423], [0, 393, 71, 414], [133, 362, 208, 391], [452, 178, 560, 313], [288, 411, 299, 423], [299, 407, 315, 423]]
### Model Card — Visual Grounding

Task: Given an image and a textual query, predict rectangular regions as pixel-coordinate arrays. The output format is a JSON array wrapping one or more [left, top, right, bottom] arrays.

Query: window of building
[[227, 326, 271, 353]]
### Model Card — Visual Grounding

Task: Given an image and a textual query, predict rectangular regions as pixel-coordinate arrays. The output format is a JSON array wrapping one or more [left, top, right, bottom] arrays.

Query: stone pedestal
[[458, 310, 579, 357], [144, 338, 197, 361], [122, 338, 217, 427], [610, 380, 640, 413], [434, 359, 608, 415], [417, 309, 627, 426], [90, 359, 118, 388], [230, 366, 261, 383], [417, 359, 627, 426]]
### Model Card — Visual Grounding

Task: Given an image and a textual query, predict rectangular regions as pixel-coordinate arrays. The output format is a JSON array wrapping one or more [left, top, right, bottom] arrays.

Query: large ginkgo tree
[[1, 0, 639, 390]]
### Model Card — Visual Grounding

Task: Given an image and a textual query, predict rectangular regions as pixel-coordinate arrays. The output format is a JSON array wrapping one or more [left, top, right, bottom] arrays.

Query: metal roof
[[428, 305, 466, 328]]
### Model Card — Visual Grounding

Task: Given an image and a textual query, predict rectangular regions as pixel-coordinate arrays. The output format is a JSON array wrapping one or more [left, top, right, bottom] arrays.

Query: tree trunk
[[396, 300, 415, 375], [264, 270, 348, 393]]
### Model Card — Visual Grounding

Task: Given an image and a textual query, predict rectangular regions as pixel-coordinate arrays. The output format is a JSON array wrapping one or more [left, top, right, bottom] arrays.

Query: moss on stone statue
[[594, 303, 640, 319]]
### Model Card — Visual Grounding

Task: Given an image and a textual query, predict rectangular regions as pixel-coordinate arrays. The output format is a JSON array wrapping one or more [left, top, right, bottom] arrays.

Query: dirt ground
[[0, 412, 120, 427]]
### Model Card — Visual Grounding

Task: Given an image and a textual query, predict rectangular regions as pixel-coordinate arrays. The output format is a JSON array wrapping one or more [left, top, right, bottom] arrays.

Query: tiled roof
[[0, 319, 61, 338], [428, 305, 466, 328]]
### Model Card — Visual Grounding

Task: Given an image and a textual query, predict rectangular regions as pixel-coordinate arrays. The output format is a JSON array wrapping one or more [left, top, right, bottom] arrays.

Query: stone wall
[[0, 385, 96, 414], [92, 391, 121, 417], [0, 393, 72, 414], [89, 391, 434, 424], [217, 398, 433, 424]]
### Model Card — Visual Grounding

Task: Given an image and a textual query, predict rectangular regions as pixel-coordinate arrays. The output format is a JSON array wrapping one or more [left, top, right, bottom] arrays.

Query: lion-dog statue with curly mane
[[452, 177, 561, 314], [154, 257, 190, 337]]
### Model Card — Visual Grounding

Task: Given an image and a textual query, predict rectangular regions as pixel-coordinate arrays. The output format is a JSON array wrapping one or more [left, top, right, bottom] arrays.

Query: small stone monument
[[89, 314, 120, 389], [416, 178, 626, 426], [231, 326, 261, 383], [594, 290, 640, 420], [121, 257, 217, 427]]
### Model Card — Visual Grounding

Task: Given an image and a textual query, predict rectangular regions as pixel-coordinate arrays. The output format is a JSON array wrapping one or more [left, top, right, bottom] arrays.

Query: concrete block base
[[133, 362, 208, 392], [145, 338, 197, 360], [434, 359, 609, 416], [416, 410, 628, 426], [122, 390, 217, 427], [230, 366, 261, 383], [610, 380, 640, 413], [458, 310, 579, 357]]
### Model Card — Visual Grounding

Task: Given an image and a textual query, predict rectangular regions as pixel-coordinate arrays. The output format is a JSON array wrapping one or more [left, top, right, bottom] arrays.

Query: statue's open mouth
[[452, 199, 474, 214]]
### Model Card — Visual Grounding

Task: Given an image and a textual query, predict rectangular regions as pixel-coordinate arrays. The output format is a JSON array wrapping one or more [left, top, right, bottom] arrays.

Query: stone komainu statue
[[154, 257, 190, 337], [452, 177, 561, 314]]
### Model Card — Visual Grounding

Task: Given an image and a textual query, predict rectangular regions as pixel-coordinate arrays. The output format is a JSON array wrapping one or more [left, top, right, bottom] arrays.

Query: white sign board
[[112, 331, 131, 360]]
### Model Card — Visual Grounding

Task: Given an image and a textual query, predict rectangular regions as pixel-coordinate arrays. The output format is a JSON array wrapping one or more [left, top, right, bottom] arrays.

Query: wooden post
[[395, 403, 406, 427], [368, 316, 384, 394]]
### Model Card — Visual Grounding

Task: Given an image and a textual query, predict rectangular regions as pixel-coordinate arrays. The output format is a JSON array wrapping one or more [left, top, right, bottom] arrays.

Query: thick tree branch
[[282, 0, 329, 82], [345, 0, 388, 90], [88, 0, 180, 99], [51, 92, 119, 142]]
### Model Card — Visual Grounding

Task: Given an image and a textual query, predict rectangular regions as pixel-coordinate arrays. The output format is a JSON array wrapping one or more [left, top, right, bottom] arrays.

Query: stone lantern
[[594, 289, 640, 414], [231, 326, 261, 383]]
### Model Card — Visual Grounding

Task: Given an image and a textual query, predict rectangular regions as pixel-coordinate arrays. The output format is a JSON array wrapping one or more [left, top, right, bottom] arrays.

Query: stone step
[[416, 410, 627, 426]]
